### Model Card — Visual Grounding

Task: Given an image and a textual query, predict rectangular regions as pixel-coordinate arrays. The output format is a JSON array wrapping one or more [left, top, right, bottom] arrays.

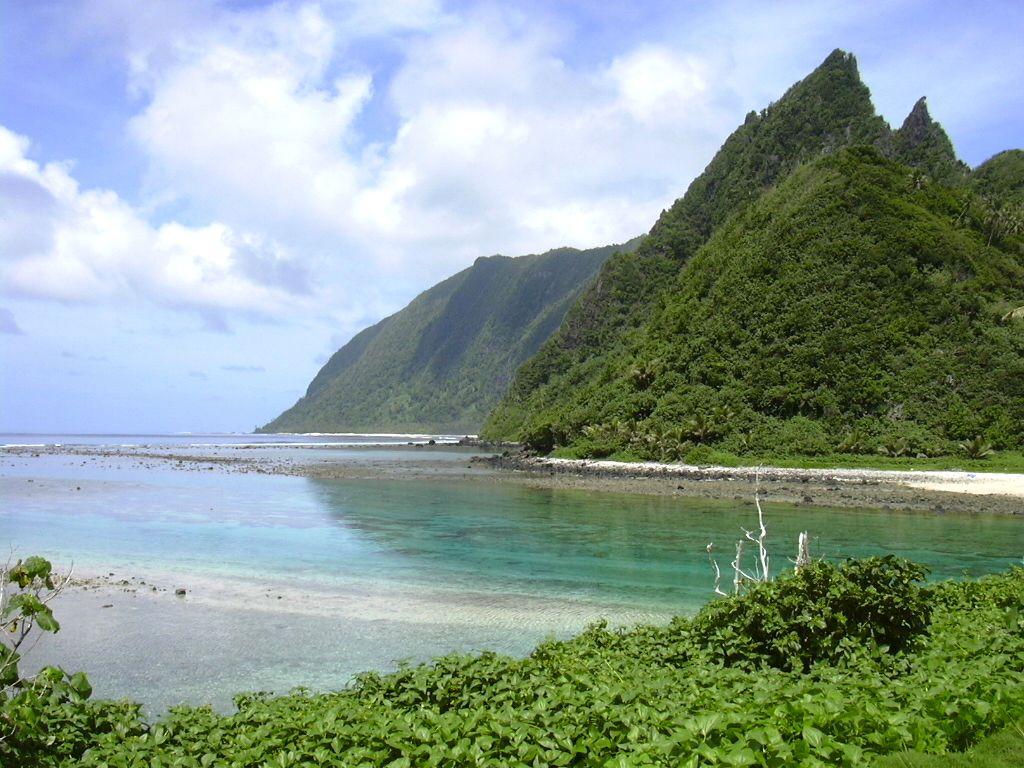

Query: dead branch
[[795, 531, 811, 571], [706, 543, 727, 596]]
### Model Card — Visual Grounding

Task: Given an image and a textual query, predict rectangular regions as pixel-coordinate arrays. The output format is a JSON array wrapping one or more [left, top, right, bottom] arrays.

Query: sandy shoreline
[[58, 565, 670, 631], [533, 457, 1024, 495]]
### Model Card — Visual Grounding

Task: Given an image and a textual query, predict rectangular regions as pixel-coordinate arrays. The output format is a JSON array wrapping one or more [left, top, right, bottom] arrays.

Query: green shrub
[[960, 436, 995, 459], [1, 668, 142, 767], [691, 556, 932, 671], [875, 722, 1024, 767], [521, 422, 565, 453], [684, 444, 717, 465], [770, 416, 834, 456]]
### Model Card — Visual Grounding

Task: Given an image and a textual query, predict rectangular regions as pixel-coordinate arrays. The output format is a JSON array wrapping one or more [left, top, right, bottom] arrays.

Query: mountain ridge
[[261, 238, 642, 434], [264, 48, 1021, 452]]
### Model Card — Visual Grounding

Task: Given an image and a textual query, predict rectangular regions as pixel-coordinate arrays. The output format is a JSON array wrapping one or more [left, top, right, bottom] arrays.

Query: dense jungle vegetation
[[972, 150, 1024, 206], [491, 50, 893, 410], [3, 556, 1023, 767], [484, 53, 1024, 461], [261, 239, 640, 435]]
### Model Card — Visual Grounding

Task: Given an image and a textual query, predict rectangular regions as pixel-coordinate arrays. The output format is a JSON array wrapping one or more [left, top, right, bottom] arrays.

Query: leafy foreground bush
[[691, 557, 932, 672], [6, 559, 1024, 768]]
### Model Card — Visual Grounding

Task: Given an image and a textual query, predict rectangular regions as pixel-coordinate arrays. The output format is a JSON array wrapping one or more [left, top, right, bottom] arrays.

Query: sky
[[1, 0, 1022, 434]]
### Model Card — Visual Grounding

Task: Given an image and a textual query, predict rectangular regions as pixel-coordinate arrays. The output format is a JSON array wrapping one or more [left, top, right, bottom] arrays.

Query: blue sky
[[1, 0, 1022, 433]]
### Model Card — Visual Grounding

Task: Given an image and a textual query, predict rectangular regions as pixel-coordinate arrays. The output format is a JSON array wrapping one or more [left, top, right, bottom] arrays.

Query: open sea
[[2, 433, 1021, 713]]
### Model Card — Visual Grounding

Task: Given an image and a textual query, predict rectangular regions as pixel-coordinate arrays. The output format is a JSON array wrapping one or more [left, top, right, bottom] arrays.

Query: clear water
[[1, 436, 1021, 714]]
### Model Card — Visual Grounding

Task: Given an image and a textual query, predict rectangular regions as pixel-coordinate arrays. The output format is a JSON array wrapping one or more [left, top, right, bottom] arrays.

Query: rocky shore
[[5, 442, 1023, 515], [475, 454, 1024, 516]]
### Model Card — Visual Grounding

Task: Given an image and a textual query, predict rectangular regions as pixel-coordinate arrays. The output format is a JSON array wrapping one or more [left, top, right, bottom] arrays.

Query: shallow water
[[0, 432, 465, 448], [2, 437, 1021, 713]]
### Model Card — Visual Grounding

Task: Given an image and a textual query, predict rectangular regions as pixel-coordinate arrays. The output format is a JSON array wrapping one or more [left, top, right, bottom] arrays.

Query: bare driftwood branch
[[740, 491, 770, 581], [795, 531, 811, 571], [731, 540, 757, 593], [707, 467, 811, 596], [706, 543, 727, 596]]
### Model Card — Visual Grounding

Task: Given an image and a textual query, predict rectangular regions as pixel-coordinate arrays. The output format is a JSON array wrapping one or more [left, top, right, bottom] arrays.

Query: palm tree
[[959, 436, 994, 460], [627, 365, 656, 391], [685, 414, 716, 443], [877, 437, 912, 458], [837, 429, 868, 454], [983, 203, 1023, 246]]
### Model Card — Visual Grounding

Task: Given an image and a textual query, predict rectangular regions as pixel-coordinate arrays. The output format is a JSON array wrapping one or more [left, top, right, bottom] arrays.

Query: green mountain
[[261, 239, 641, 434], [487, 51, 889, 432], [484, 52, 1023, 457], [971, 149, 1024, 205]]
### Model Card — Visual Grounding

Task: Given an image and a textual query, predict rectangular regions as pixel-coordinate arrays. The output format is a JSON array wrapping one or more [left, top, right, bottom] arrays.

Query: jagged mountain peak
[[902, 96, 932, 126], [646, 49, 886, 245], [496, 49, 890, 382], [889, 95, 967, 183], [485, 51, 1020, 448], [895, 96, 943, 147], [819, 47, 859, 71]]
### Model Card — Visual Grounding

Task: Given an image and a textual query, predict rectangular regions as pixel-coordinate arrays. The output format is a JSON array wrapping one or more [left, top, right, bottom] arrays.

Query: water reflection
[[305, 476, 1023, 612]]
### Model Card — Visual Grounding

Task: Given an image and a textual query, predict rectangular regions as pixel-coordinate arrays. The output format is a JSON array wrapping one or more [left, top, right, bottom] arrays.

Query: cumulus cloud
[[106, 2, 742, 301], [0, 126, 310, 317], [127, 4, 374, 237], [0, 1, 803, 336], [10, 0, 1017, 338]]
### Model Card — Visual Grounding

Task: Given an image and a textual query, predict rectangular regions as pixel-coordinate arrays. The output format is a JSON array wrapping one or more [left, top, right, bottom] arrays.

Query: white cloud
[[0, 2, 744, 336], [609, 46, 710, 122], [127, 3, 371, 235], [12, 0, 1014, 335], [115, 2, 737, 289], [0, 125, 307, 316], [372, 14, 736, 258]]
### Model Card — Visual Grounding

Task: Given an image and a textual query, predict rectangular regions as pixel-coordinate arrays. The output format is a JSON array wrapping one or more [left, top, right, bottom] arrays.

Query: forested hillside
[[484, 51, 1023, 458], [488, 146, 1023, 457], [261, 239, 640, 434]]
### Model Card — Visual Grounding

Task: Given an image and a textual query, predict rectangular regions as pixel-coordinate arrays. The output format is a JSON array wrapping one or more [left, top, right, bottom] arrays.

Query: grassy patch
[[548, 447, 1024, 474], [876, 722, 1024, 766], [683, 450, 1024, 474]]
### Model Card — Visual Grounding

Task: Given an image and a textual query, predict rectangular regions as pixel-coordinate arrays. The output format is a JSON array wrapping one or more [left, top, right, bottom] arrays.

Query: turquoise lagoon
[[1, 435, 1021, 713]]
